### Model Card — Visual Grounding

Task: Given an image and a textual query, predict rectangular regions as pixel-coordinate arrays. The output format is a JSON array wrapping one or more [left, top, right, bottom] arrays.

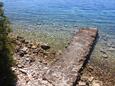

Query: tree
[[0, 2, 16, 86]]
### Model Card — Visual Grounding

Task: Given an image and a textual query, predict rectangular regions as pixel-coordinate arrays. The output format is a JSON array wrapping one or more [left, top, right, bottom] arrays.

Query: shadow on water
[[0, 2, 17, 86], [73, 30, 99, 86]]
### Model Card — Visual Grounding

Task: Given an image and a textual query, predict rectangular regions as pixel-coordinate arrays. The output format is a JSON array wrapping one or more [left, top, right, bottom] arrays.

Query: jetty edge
[[44, 28, 98, 86]]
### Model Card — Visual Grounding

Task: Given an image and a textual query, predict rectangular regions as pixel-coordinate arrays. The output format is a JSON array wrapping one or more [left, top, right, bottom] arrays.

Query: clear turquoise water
[[3, 0, 115, 42]]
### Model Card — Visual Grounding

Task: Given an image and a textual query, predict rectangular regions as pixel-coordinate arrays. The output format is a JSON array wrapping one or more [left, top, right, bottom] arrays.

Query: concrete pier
[[45, 28, 98, 86]]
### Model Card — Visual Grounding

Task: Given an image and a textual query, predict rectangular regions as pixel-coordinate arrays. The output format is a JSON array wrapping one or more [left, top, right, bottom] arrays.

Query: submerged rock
[[107, 47, 115, 51], [102, 53, 108, 58], [41, 44, 50, 50]]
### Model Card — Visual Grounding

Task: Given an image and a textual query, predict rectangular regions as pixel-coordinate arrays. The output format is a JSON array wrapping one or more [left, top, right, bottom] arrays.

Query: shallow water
[[3, 0, 115, 43]]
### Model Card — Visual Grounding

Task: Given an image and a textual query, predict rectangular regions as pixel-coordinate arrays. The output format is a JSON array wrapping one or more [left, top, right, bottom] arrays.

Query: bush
[[0, 2, 16, 86]]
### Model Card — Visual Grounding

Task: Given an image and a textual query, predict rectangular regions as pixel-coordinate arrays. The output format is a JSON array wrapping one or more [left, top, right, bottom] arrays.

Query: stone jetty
[[44, 28, 98, 86]]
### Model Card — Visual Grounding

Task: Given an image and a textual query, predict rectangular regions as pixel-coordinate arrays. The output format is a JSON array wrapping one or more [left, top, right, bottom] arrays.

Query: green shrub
[[0, 2, 16, 86]]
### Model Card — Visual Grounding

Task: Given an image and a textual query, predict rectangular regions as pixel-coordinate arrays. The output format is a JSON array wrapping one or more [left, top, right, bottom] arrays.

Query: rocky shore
[[11, 35, 62, 86], [9, 28, 115, 86]]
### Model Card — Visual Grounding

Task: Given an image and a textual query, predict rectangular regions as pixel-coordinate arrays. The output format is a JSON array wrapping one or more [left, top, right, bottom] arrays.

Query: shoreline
[[11, 26, 115, 86]]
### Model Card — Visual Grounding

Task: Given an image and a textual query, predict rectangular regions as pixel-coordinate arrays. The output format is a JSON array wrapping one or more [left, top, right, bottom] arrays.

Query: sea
[[3, 0, 115, 47]]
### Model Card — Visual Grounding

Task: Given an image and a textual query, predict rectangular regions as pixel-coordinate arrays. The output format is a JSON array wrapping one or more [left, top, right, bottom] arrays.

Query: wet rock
[[107, 47, 115, 51], [64, 25, 68, 27], [41, 44, 50, 50], [100, 48, 106, 54], [74, 25, 78, 27]]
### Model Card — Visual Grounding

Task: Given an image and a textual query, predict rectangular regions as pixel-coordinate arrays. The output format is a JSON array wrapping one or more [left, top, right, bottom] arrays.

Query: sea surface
[[3, 0, 115, 45]]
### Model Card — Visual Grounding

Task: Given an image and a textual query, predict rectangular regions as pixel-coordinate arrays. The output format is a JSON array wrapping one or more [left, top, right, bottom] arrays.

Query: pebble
[[31, 45, 37, 49], [18, 64, 23, 68], [92, 80, 103, 86], [102, 54, 108, 58], [19, 69, 27, 75], [19, 51, 25, 57], [21, 47, 28, 52], [88, 77, 94, 82], [78, 81, 86, 86]]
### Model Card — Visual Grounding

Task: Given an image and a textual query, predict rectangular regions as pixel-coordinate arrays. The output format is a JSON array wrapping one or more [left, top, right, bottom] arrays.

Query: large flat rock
[[44, 28, 98, 86]]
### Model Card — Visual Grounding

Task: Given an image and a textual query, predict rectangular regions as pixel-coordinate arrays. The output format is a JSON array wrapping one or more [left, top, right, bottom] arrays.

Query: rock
[[24, 41, 29, 44], [17, 36, 23, 40], [88, 77, 94, 82], [41, 44, 50, 50], [11, 67, 16, 71], [107, 47, 115, 51], [17, 36, 25, 43], [18, 64, 23, 68], [15, 46, 21, 53], [15, 40, 21, 45], [88, 65, 94, 72], [100, 48, 106, 54], [33, 48, 41, 54], [24, 54, 30, 57], [21, 47, 28, 52], [27, 43, 33, 48], [19, 69, 27, 75], [19, 47, 28, 57], [64, 25, 68, 27], [92, 80, 103, 86], [102, 54, 108, 58], [57, 50, 62, 55], [19, 51, 25, 57], [31, 45, 37, 49], [78, 81, 86, 86], [74, 25, 78, 27], [25, 57, 30, 61]]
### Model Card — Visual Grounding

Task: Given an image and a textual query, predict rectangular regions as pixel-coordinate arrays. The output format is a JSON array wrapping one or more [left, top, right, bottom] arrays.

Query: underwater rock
[[41, 44, 50, 50]]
